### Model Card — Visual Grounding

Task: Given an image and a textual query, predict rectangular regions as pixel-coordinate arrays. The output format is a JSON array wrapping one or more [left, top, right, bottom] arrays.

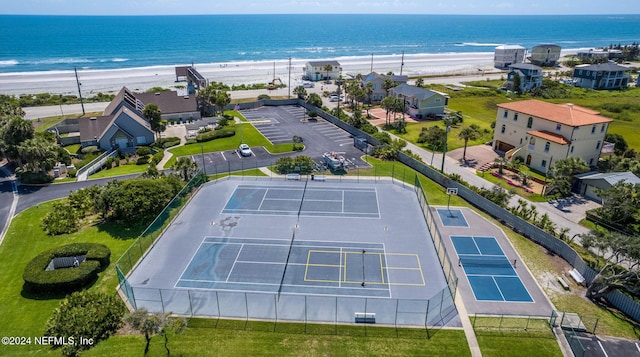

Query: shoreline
[[0, 50, 579, 97]]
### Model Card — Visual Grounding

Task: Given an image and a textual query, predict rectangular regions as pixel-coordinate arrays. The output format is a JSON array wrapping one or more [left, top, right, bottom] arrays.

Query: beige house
[[529, 44, 561, 66], [493, 100, 612, 172], [304, 60, 342, 82], [391, 83, 449, 119]]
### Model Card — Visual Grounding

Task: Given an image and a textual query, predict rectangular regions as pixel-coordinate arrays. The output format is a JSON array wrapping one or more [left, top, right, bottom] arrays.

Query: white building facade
[[494, 45, 526, 68], [493, 100, 612, 172]]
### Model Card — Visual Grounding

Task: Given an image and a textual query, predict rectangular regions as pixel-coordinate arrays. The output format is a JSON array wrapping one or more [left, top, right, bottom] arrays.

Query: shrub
[[41, 202, 80, 235], [81, 146, 100, 154], [17, 171, 54, 184], [45, 290, 125, 356], [23, 243, 111, 294], [151, 151, 165, 165], [257, 94, 271, 100], [275, 156, 314, 174], [196, 127, 236, 142], [185, 139, 197, 145], [67, 168, 77, 178], [136, 146, 152, 156], [136, 156, 149, 165]]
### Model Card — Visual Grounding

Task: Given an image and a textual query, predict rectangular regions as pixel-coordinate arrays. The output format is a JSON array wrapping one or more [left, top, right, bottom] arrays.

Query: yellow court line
[[304, 249, 311, 281], [384, 267, 422, 270], [307, 263, 343, 268]]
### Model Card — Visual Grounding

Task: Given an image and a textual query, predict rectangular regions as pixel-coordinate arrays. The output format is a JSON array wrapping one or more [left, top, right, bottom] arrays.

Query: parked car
[[239, 144, 252, 157], [302, 81, 314, 88], [329, 93, 343, 102]]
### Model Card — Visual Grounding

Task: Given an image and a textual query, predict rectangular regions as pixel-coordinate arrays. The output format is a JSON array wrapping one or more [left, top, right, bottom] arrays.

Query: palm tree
[[214, 90, 231, 116], [415, 77, 424, 88], [458, 125, 480, 162], [323, 64, 333, 81], [172, 156, 199, 181], [519, 170, 531, 186], [143, 103, 164, 139], [293, 85, 307, 99], [495, 157, 509, 175], [382, 78, 395, 97], [364, 82, 374, 115]]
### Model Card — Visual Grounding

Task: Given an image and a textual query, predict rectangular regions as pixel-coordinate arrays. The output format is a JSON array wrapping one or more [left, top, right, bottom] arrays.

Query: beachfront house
[[572, 62, 630, 90], [575, 171, 640, 203], [529, 44, 561, 66], [493, 99, 612, 172], [390, 83, 449, 119], [576, 49, 610, 60], [361, 72, 408, 102], [494, 45, 526, 68], [504, 63, 543, 92], [304, 60, 341, 82]]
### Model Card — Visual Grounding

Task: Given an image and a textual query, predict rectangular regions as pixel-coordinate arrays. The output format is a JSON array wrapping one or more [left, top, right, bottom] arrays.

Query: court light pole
[[200, 144, 207, 177]]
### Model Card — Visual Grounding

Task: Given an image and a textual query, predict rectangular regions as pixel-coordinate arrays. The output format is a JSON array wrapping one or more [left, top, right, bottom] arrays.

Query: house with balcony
[[572, 62, 630, 90], [504, 63, 543, 92], [494, 45, 526, 68], [529, 44, 561, 66], [304, 60, 342, 82], [361, 72, 408, 102], [390, 83, 449, 119], [493, 99, 613, 173]]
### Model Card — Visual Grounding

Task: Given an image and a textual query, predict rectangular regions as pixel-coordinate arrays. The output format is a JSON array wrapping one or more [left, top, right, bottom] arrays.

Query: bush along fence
[[396, 151, 640, 324]]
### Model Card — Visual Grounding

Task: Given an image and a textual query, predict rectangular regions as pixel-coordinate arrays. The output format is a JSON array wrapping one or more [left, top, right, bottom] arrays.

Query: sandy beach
[[0, 51, 577, 97]]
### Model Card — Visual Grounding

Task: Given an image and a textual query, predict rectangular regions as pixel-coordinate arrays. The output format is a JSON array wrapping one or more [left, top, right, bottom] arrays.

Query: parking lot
[[194, 105, 369, 174]]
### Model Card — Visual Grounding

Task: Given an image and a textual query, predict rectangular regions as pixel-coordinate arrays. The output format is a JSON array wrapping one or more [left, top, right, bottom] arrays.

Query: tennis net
[[458, 256, 514, 268], [277, 229, 296, 299]]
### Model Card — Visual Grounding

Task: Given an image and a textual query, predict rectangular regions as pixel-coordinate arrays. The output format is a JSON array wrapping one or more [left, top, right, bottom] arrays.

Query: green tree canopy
[[549, 157, 589, 196], [305, 93, 323, 108], [143, 103, 165, 139]]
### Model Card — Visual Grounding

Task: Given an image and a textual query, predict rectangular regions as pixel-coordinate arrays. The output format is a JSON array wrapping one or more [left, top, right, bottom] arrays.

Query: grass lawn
[[88, 164, 148, 179], [0, 202, 147, 356], [475, 331, 562, 357], [33, 112, 103, 132], [64, 143, 81, 155]]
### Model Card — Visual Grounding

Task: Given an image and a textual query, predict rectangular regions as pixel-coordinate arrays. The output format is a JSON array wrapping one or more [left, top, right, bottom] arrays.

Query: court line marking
[[225, 244, 244, 282], [178, 278, 390, 291], [256, 187, 269, 211], [491, 276, 507, 301], [174, 236, 211, 288], [202, 241, 385, 251], [174, 285, 392, 299], [435, 208, 470, 228], [597, 340, 609, 357], [339, 247, 343, 288]]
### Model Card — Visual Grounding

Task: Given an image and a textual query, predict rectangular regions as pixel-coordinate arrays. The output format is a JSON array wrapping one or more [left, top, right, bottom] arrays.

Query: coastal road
[[23, 102, 110, 120]]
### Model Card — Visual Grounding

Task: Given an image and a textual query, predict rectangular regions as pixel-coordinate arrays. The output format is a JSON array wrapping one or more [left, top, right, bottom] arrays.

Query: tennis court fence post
[[244, 293, 248, 330], [424, 298, 430, 338], [395, 299, 399, 337], [273, 294, 277, 332], [364, 298, 368, 337], [187, 290, 194, 317], [159, 289, 165, 314]]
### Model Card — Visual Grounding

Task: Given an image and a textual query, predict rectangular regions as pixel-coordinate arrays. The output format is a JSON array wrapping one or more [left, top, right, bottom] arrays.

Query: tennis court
[[124, 178, 456, 327], [451, 236, 533, 302], [222, 184, 380, 218]]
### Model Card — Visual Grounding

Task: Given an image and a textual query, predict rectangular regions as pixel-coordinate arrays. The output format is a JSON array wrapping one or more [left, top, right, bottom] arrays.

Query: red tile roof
[[497, 99, 612, 126], [527, 130, 570, 145]]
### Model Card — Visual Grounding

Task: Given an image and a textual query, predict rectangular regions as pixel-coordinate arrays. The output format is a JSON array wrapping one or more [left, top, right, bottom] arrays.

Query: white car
[[239, 144, 252, 157], [302, 81, 314, 88], [329, 94, 343, 102]]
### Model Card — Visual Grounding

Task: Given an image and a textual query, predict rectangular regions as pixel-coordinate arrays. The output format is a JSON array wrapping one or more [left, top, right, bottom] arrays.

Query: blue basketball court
[[451, 236, 533, 302], [436, 208, 469, 227]]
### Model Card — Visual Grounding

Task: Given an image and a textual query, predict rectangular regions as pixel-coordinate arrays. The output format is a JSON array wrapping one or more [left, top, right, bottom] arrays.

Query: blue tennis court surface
[[451, 236, 533, 302], [437, 209, 468, 227], [175, 237, 426, 298], [222, 185, 380, 218]]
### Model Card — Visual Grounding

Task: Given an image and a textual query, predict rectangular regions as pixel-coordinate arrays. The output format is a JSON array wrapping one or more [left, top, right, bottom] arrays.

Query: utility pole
[[74, 67, 85, 115], [400, 51, 405, 76], [370, 53, 373, 73]]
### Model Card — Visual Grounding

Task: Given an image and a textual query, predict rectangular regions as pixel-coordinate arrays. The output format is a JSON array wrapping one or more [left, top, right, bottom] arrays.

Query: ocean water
[[0, 14, 638, 73]]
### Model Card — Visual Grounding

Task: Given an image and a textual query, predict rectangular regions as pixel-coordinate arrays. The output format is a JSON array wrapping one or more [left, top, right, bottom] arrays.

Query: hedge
[[23, 243, 111, 294], [196, 127, 236, 142]]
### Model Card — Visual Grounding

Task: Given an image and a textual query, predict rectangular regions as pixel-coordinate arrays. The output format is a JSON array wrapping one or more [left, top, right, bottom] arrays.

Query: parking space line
[[597, 340, 609, 357], [220, 152, 227, 161]]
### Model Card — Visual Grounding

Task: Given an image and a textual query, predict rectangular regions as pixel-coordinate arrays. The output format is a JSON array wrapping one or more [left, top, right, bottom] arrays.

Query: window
[[527, 117, 533, 128], [601, 124, 605, 132], [501, 124, 506, 134], [591, 125, 596, 134], [513, 113, 518, 122], [542, 160, 547, 168], [544, 142, 550, 152], [556, 124, 561, 131], [596, 141, 601, 149], [589, 158, 594, 165], [503, 110, 508, 118], [570, 145, 574, 153], [529, 137, 536, 145]]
